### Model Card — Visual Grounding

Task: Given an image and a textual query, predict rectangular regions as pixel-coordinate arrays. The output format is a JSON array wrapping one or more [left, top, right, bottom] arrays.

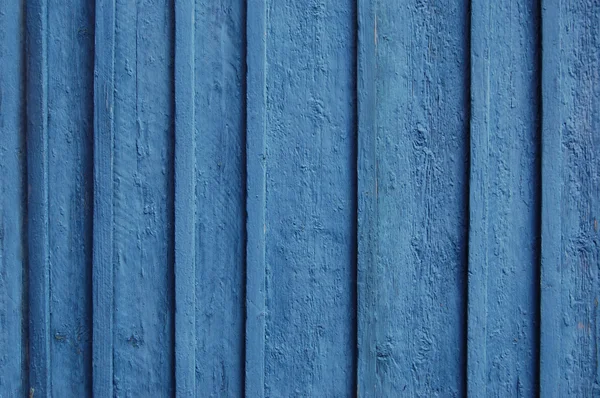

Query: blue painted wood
[[3, 2, 600, 396], [540, 1, 600, 396], [174, 0, 196, 396], [193, 0, 246, 396], [356, 0, 377, 395], [251, 1, 357, 395], [467, 0, 541, 396], [245, 0, 268, 396], [26, 0, 51, 394], [47, 0, 94, 395], [92, 0, 116, 395], [111, 1, 175, 395], [357, 0, 470, 396], [0, 1, 27, 395]]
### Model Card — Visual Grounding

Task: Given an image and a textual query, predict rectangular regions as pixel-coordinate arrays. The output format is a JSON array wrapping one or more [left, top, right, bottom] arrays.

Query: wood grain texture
[[111, 0, 175, 395], [92, 0, 116, 395], [257, 0, 357, 396], [540, 1, 600, 396], [194, 0, 246, 396], [245, 0, 267, 395], [26, 0, 51, 394], [467, 0, 541, 396], [356, 0, 376, 395], [0, 1, 27, 395], [47, 0, 95, 395], [357, 0, 470, 396], [2, 2, 600, 396], [174, 0, 196, 396]]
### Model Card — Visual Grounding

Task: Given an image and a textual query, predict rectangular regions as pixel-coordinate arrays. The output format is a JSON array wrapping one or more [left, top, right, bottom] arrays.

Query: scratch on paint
[[374, 14, 378, 46]]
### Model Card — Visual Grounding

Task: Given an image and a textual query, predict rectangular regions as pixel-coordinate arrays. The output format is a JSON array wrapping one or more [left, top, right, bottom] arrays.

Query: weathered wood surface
[[0, 1, 27, 395], [246, 0, 358, 396], [174, 0, 196, 396], [192, 1, 246, 396], [92, 0, 115, 395], [47, 0, 95, 395], [111, 1, 175, 395], [0, 1, 598, 397], [245, 0, 268, 396], [540, 1, 600, 397], [358, 0, 470, 396], [468, 0, 541, 396], [26, 0, 51, 394]]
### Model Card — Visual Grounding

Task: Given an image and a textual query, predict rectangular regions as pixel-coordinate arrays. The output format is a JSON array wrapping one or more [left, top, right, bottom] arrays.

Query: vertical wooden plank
[[0, 1, 27, 395], [356, 0, 376, 394], [92, 0, 116, 395], [111, 0, 174, 395], [249, 0, 357, 395], [467, 0, 541, 396], [26, 0, 51, 394], [245, 0, 267, 395], [357, 0, 470, 396], [540, 1, 600, 396], [47, 0, 95, 395], [539, 1, 561, 392], [174, 0, 195, 396], [194, 0, 246, 395]]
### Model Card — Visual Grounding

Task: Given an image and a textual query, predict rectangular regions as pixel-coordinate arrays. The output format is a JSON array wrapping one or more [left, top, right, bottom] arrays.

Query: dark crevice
[[169, 0, 176, 396], [241, 0, 248, 394], [85, 1, 96, 394], [352, 0, 359, 395], [463, 0, 472, 396], [20, 0, 30, 393], [534, 0, 543, 395]]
